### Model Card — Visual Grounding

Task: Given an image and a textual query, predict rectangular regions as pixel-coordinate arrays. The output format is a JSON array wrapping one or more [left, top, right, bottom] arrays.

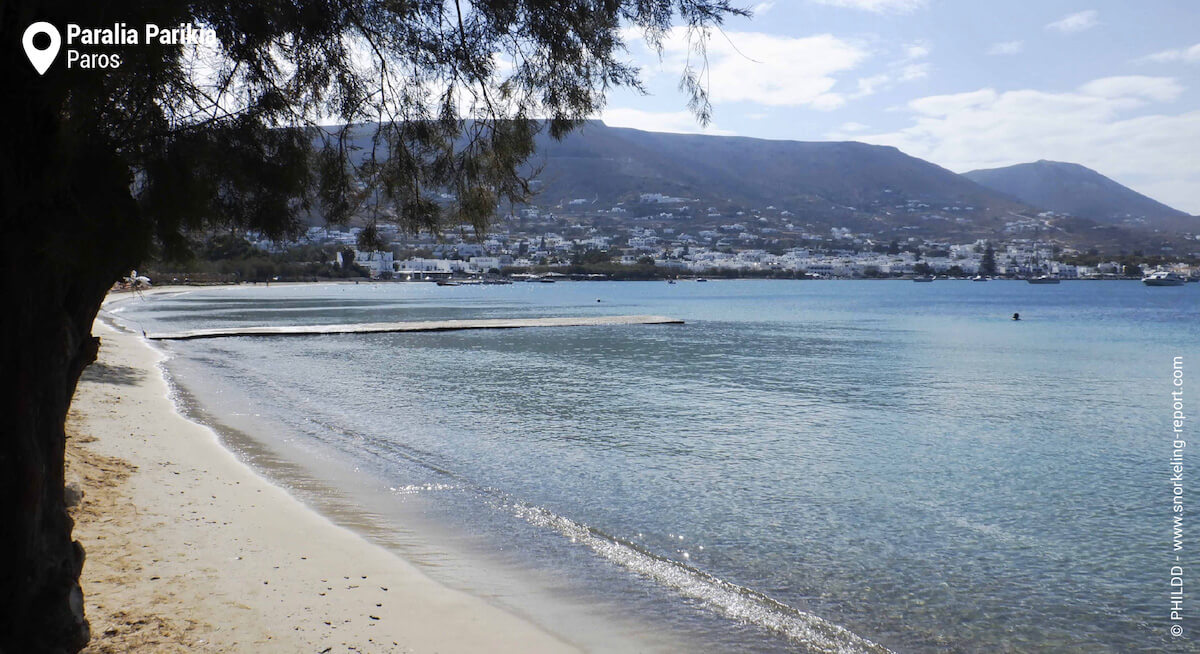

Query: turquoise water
[[111, 280, 1199, 652]]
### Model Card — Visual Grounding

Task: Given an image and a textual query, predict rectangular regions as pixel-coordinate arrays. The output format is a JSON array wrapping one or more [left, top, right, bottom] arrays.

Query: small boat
[[436, 280, 460, 286], [1027, 275, 1060, 284], [912, 275, 934, 282], [696, 278, 709, 283], [971, 275, 988, 282], [1142, 271, 1186, 286], [538, 277, 556, 283], [667, 279, 677, 284]]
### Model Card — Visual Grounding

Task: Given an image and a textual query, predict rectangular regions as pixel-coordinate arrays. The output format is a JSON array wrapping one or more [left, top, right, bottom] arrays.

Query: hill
[[527, 121, 1029, 214], [964, 160, 1195, 232]]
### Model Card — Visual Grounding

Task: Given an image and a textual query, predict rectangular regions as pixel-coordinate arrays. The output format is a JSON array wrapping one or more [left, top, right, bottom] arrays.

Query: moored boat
[[1142, 271, 1186, 286], [912, 275, 934, 282], [1027, 275, 1060, 284]]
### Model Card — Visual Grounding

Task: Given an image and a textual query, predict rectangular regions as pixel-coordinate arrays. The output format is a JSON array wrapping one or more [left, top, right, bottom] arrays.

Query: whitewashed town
[[254, 196, 1199, 282]]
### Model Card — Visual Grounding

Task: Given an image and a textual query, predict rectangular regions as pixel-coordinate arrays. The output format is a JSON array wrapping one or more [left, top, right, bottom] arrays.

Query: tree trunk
[[1, 22, 143, 644], [0, 267, 113, 652]]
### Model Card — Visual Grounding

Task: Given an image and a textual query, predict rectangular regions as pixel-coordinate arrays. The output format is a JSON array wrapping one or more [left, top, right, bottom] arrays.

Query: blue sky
[[599, 0, 1200, 214]]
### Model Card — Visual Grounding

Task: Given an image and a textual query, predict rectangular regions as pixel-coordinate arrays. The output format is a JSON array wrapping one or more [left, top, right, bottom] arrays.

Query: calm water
[[110, 280, 1199, 652]]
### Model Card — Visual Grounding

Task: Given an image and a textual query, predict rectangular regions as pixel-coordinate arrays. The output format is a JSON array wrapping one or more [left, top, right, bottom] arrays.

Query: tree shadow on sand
[[81, 362, 145, 387]]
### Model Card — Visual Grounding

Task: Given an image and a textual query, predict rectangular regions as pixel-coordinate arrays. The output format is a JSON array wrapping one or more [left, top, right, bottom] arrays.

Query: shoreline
[[98, 284, 892, 654], [68, 295, 580, 652]]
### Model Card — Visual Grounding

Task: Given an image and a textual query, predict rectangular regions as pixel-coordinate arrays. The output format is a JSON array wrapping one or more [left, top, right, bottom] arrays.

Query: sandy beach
[[67, 293, 578, 653]]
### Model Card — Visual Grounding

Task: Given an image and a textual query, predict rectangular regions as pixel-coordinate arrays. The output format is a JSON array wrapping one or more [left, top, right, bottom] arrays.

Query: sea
[[107, 279, 1200, 653]]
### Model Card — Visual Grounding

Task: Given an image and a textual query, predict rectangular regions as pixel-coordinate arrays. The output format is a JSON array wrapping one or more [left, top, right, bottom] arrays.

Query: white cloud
[[855, 76, 1200, 213], [906, 88, 998, 117], [811, 0, 928, 13], [987, 41, 1024, 56], [1078, 76, 1183, 103], [853, 74, 892, 98], [848, 57, 929, 100], [831, 121, 870, 137], [904, 41, 931, 60], [1046, 10, 1099, 34], [848, 69, 925, 100], [1139, 43, 1200, 64], [841, 40, 932, 101], [600, 108, 735, 135], [899, 63, 930, 81], [639, 28, 868, 109], [825, 121, 874, 140]]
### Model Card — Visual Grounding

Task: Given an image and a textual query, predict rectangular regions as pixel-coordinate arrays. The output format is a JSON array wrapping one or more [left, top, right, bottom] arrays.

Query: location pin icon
[[23, 22, 61, 75]]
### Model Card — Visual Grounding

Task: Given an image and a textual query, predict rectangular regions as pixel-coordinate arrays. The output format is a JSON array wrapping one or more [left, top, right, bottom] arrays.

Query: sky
[[599, 0, 1200, 214]]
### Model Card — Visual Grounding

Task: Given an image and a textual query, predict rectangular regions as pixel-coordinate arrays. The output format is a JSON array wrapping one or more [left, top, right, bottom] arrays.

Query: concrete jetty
[[147, 315, 685, 341]]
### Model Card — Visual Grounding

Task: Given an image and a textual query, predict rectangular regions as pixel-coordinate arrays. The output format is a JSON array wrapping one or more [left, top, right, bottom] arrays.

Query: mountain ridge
[[318, 121, 1194, 252], [963, 160, 1194, 231], [527, 121, 1031, 214]]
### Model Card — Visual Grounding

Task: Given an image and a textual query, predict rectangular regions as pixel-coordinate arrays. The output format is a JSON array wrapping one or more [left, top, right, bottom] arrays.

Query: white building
[[468, 256, 514, 272], [337, 250, 394, 277], [396, 257, 456, 273]]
